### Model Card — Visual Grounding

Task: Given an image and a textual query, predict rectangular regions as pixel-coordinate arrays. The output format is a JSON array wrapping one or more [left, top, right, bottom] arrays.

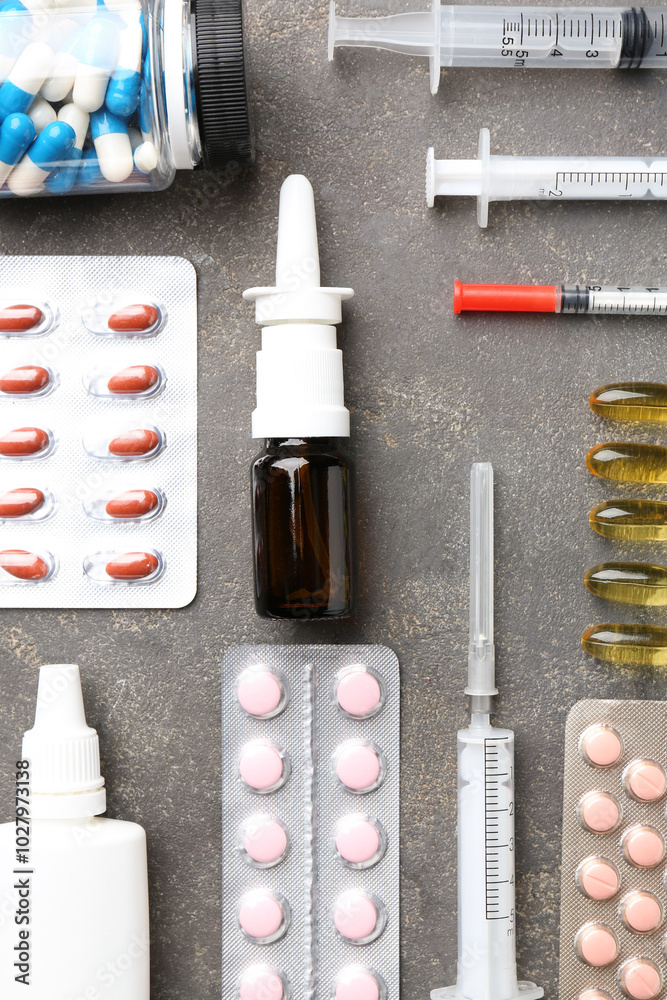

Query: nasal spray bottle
[[0, 664, 150, 999], [244, 175, 358, 620]]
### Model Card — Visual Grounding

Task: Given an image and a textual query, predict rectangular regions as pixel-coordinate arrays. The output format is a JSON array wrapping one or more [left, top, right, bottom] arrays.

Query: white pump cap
[[22, 664, 106, 819], [244, 174, 354, 439]]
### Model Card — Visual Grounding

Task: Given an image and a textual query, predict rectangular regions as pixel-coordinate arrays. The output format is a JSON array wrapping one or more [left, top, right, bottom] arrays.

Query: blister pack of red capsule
[[222, 645, 399, 1000], [0, 255, 196, 608], [559, 700, 667, 1000]]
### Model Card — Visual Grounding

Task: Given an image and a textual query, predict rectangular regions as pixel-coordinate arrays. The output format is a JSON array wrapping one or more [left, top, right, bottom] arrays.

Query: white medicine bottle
[[0, 0, 253, 198], [0, 664, 150, 999]]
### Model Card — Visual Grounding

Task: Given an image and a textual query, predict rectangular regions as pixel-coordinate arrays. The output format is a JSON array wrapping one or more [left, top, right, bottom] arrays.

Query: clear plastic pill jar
[[0, 0, 253, 198]]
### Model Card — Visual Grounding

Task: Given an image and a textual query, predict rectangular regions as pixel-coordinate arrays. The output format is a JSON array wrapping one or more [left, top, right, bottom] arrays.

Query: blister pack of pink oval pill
[[0, 255, 196, 608], [559, 700, 667, 1000], [222, 644, 399, 1000]]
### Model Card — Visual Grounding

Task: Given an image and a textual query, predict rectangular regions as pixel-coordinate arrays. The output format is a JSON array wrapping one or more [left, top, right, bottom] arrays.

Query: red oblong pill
[[106, 551, 159, 580], [107, 365, 159, 395], [0, 305, 43, 333], [108, 304, 159, 333], [0, 365, 50, 394], [0, 549, 49, 580], [105, 489, 159, 519], [0, 488, 45, 517], [108, 429, 159, 456], [0, 427, 50, 456]]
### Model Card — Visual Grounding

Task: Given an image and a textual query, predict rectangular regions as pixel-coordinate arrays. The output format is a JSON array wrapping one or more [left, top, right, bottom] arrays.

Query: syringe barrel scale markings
[[329, 2, 667, 92], [427, 129, 667, 226], [454, 729, 519, 1000]]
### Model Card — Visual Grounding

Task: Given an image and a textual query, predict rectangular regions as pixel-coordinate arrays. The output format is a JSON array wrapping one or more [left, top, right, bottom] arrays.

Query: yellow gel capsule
[[585, 562, 667, 605], [590, 500, 667, 540], [582, 624, 667, 666], [590, 383, 667, 422], [586, 443, 667, 483]]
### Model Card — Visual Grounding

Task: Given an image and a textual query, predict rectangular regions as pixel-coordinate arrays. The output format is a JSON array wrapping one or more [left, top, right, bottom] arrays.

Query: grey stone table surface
[[1, 0, 666, 996]]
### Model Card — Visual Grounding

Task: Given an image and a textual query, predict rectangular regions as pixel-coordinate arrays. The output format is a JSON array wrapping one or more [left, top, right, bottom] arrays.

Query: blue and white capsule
[[0, 111, 34, 185], [91, 108, 132, 182], [72, 15, 120, 112], [43, 103, 87, 193], [129, 125, 156, 173], [27, 94, 55, 131], [105, 17, 142, 116], [7, 117, 75, 195], [0, 41, 54, 122], [39, 25, 81, 103]]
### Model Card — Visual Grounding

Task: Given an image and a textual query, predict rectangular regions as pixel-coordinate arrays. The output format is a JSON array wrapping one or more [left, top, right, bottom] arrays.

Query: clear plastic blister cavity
[[222, 645, 400, 1000]]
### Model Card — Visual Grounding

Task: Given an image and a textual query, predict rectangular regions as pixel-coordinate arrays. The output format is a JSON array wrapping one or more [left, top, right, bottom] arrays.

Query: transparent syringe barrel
[[560, 285, 667, 315], [485, 155, 667, 201], [440, 6, 667, 68], [457, 726, 517, 1000]]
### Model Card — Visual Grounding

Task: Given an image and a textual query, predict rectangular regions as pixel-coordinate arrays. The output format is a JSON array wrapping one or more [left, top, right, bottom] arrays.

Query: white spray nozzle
[[244, 175, 355, 439], [22, 664, 106, 819], [275, 173, 321, 290], [466, 463, 497, 700], [329, 1, 442, 93], [243, 173, 354, 327]]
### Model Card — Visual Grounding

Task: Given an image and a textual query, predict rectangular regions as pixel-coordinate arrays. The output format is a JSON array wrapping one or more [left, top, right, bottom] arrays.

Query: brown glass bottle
[[251, 437, 357, 620]]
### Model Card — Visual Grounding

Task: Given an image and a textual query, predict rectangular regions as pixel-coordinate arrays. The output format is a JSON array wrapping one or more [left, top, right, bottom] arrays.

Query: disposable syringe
[[453, 281, 667, 315], [329, 1, 667, 93], [427, 128, 667, 227], [431, 463, 543, 1000]]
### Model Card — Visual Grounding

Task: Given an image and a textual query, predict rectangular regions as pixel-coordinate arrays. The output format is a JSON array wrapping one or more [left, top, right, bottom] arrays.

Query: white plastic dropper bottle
[[0, 664, 150, 999]]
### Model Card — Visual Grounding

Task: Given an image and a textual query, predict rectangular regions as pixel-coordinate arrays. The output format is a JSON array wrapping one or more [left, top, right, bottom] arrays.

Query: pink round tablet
[[237, 668, 285, 718], [625, 760, 666, 803], [238, 890, 287, 942], [578, 791, 620, 834], [574, 923, 618, 967], [333, 890, 383, 942], [580, 725, 623, 768], [619, 959, 662, 1000], [335, 742, 383, 793], [623, 826, 665, 868], [336, 967, 381, 1000], [242, 816, 288, 866], [335, 816, 383, 866], [239, 967, 285, 1000], [576, 857, 620, 901], [239, 742, 286, 792], [621, 891, 663, 933], [336, 668, 383, 718]]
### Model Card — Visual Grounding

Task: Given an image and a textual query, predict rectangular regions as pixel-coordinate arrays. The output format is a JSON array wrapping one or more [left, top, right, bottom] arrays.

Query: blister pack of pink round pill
[[222, 645, 399, 1000], [560, 700, 667, 1000], [0, 255, 196, 608]]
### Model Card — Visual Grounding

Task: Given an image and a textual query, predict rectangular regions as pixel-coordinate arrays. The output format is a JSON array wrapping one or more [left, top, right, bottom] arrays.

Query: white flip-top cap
[[22, 664, 106, 819], [244, 175, 354, 439]]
